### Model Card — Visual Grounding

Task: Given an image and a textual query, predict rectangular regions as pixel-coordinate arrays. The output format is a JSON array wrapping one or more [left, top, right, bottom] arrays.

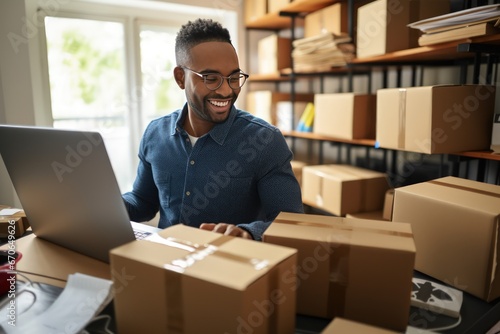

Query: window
[[41, 1, 237, 192]]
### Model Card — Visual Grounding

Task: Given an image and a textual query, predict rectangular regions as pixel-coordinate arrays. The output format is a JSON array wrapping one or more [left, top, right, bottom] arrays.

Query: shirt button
[[186, 191, 191, 196], [190, 160, 195, 165]]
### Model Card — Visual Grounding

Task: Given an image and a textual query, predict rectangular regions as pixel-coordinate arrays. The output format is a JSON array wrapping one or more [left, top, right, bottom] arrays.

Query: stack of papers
[[408, 4, 500, 46], [292, 32, 354, 72]]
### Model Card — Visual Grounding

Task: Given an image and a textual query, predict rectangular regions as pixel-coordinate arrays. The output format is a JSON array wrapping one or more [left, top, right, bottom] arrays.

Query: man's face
[[179, 41, 242, 125]]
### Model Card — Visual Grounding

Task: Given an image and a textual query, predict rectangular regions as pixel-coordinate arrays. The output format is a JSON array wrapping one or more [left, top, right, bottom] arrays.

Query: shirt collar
[[172, 103, 236, 146]]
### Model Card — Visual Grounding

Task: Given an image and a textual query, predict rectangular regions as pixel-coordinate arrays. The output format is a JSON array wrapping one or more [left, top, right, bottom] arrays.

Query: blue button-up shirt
[[122, 104, 303, 240]]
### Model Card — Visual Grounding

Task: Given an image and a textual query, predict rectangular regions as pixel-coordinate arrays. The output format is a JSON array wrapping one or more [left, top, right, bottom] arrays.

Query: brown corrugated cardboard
[[245, 0, 268, 25], [321, 317, 400, 334], [258, 34, 291, 74], [302, 164, 390, 216], [376, 85, 496, 154], [291, 160, 308, 188], [314, 93, 376, 139], [110, 225, 298, 334], [392, 176, 500, 301], [0, 217, 25, 238], [346, 210, 385, 221], [383, 189, 394, 221], [356, 0, 450, 58], [263, 212, 415, 332]]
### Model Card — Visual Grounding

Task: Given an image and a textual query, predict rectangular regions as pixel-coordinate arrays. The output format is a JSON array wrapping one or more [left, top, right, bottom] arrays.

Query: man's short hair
[[175, 18, 232, 66]]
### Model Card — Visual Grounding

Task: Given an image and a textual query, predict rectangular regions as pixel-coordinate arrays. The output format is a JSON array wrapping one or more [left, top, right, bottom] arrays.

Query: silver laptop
[[0, 125, 160, 263]]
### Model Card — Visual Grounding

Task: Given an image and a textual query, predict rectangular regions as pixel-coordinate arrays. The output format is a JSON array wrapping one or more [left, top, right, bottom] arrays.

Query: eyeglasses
[[181, 66, 249, 91]]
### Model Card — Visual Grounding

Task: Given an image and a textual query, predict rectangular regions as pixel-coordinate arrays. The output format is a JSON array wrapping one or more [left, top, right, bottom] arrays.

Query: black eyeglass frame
[[180, 66, 249, 91]]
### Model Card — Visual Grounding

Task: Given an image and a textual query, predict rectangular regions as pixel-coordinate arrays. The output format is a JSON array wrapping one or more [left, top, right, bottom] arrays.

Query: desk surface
[[1, 233, 499, 333]]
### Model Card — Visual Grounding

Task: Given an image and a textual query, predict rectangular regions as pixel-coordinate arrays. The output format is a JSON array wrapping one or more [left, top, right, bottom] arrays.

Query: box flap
[[303, 165, 387, 182], [111, 225, 297, 291], [267, 212, 415, 253]]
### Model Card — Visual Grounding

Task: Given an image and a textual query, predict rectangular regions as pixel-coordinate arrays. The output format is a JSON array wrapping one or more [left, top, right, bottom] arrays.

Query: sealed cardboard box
[[321, 317, 400, 334], [346, 210, 385, 221], [110, 225, 298, 334], [314, 93, 376, 139], [304, 3, 348, 38], [258, 34, 291, 74], [302, 164, 390, 216], [356, 0, 449, 58], [264, 212, 416, 332], [392, 176, 500, 301], [376, 85, 496, 154], [245, 0, 268, 25], [382, 189, 394, 221]]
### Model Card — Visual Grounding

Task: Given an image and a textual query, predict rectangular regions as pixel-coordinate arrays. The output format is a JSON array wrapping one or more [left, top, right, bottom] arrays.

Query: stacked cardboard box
[[302, 164, 390, 216], [110, 225, 298, 334], [376, 84, 496, 154], [314, 93, 376, 140], [393, 176, 500, 301], [264, 212, 416, 332]]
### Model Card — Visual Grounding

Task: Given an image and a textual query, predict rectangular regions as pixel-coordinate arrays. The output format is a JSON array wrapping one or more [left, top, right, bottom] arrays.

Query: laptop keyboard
[[134, 230, 152, 240]]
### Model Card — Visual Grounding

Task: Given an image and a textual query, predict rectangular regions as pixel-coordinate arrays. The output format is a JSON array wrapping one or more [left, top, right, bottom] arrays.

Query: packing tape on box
[[274, 218, 413, 238], [429, 180, 500, 198], [274, 218, 412, 317], [398, 89, 407, 149], [145, 234, 270, 272], [145, 233, 278, 332]]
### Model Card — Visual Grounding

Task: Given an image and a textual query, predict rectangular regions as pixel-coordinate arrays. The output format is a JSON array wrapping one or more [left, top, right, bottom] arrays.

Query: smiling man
[[122, 18, 303, 241]]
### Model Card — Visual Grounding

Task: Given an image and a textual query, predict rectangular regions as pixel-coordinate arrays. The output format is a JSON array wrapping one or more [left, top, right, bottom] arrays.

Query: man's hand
[[199, 223, 253, 239]]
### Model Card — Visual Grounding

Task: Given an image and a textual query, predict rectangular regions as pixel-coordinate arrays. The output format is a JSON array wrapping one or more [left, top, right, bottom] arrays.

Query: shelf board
[[452, 150, 500, 161], [351, 34, 500, 65], [283, 131, 376, 146], [249, 67, 372, 82], [283, 131, 500, 161], [245, 0, 338, 30], [248, 73, 290, 82]]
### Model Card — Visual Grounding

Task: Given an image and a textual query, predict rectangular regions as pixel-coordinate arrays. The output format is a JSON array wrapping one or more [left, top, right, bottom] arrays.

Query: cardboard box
[[110, 225, 298, 334], [356, 0, 450, 58], [382, 189, 394, 221], [291, 160, 308, 187], [263, 212, 415, 331], [245, 0, 268, 25], [0, 207, 30, 237], [258, 34, 291, 74], [346, 210, 385, 221], [268, 0, 290, 14], [392, 176, 500, 301], [246, 91, 313, 126], [321, 317, 400, 334], [302, 164, 390, 216], [305, 3, 349, 38], [376, 85, 496, 154], [314, 93, 376, 139]]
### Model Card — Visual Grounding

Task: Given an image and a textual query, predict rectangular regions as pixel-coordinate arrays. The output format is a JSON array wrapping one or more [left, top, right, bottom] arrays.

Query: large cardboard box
[[263, 212, 416, 332], [376, 85, 496, 154], [245, 0, 268, 25], [392, 176, 500, 301], [356, 0, 450, 58], [110, 225, 298, 334], [302, 164, 390, 216], [304, 3, 348, 38], [321, 317, 400, 334], [258, 34, 291, 74], [314, 93, 376, 139]]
